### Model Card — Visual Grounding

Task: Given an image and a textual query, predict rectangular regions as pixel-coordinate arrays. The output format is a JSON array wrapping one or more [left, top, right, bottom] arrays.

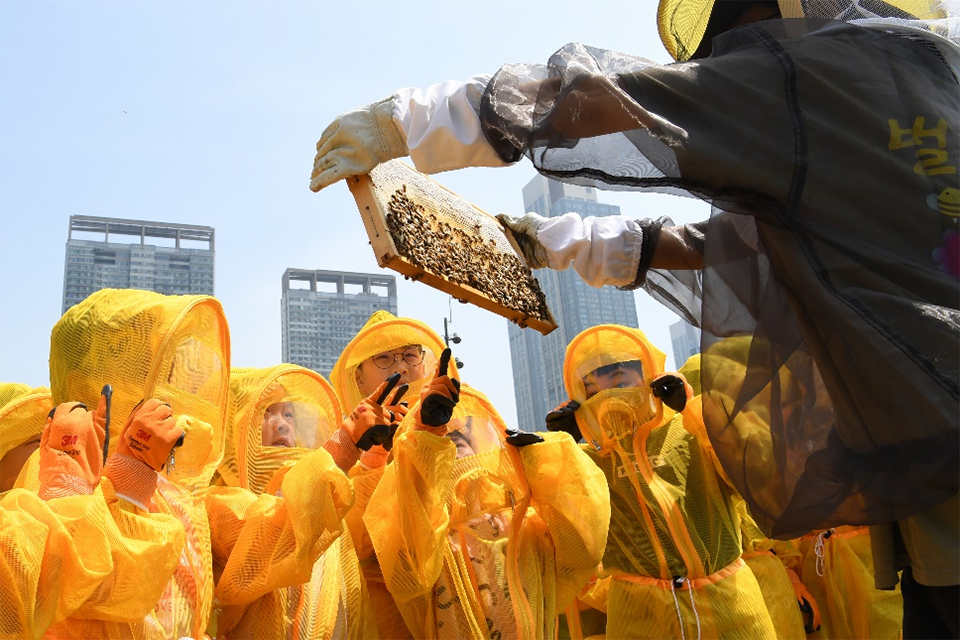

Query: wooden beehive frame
[[347, 160, 557, 335]]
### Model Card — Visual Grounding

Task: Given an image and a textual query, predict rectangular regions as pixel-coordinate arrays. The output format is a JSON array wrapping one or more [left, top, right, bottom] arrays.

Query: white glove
[[500, 212, 644, 287], [309, 97, 408, 192], [497, 212, 551, 268]]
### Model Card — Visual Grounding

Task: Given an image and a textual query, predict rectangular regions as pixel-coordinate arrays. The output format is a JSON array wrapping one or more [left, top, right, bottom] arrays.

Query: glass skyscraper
[[508, 176, 639, 432]]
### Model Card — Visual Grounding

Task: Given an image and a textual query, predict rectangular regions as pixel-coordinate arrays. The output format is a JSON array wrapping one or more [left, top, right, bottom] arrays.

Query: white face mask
[[578, 387, 657, 451]]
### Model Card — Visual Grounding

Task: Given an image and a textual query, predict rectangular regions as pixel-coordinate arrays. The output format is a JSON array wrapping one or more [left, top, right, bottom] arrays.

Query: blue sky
[[0, 0, 709, 427]]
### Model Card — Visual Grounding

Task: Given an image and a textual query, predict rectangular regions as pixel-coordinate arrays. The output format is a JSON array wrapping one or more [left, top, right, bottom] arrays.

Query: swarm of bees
[[386, 185, 552, 322]]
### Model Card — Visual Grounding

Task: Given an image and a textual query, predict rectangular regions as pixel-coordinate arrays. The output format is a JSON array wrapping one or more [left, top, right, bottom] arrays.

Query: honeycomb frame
[[347, 160, 557, 335]]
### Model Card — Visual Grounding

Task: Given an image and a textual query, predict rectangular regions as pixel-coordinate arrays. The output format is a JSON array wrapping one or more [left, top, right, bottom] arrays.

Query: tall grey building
[[508, 176, 639, 432], [63, 215, 215, 313], [282, 269, 398, 378], [669, 319, 701, 368]]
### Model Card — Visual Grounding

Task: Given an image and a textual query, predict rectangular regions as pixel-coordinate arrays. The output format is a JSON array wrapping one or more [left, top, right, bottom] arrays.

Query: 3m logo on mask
[[615, 455, 666, 478]]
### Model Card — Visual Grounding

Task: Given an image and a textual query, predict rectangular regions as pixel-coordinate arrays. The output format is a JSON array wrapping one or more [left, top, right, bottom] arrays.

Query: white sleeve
[[537, 213, 644, 288], [393, 75, 512, 175]]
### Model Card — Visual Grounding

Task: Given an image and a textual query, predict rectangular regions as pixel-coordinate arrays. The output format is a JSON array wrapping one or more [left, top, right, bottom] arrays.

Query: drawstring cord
[[688, 578, 702, 640], [670, 578, 686, 640], [815, 529, 834, 577], [670, 576, 702, 640]]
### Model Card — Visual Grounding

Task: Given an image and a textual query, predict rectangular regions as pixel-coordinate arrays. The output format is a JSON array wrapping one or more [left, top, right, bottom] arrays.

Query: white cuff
[[393, 75, 511, 174], [537, 214, 644, 288]]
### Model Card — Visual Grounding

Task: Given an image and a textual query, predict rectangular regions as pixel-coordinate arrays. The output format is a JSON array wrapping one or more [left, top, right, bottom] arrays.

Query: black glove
[[799, 598, 820, 634], [505, 428, 545, 447], [419, 348, 461, 428], [545, 400, 582, 442], [380, 383, 408, 452], [650, 374, 688, 412]]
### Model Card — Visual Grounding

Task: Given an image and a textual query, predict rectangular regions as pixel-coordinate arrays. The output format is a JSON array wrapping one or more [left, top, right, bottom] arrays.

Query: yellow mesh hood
[[563, 324, 665, 401], [563, 324, 666, 453], [329, 310, 451, 413], [49, 289, 230, 485], [222, 365, 342, 494], [0, 383, 52, 459]]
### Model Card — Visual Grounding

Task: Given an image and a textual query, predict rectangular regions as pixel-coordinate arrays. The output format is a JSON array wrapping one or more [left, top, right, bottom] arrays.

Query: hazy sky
[[0, 0, 709, 427]]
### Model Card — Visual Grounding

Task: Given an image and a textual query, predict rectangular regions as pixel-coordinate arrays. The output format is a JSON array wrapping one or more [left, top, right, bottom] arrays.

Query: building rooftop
[[68, 215, 215, 250]]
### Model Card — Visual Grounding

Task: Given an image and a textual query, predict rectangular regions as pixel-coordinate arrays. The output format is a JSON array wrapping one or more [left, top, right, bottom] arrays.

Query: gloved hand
[[309, 97, 408, 192], [344, 374, 407, 451], [37, 385, 111, 499], [650, 373, 693, 412], [357, 384, 409, 470], [104, 399, 185, 511], [380, 385, 409, 452], [787, 568, 822, 633], [116, 399, 185, 472], [497, 212, 550, 269], [416, 348, 460, 431], [505, 428, 545, 447], [545, 399, 582, 442]]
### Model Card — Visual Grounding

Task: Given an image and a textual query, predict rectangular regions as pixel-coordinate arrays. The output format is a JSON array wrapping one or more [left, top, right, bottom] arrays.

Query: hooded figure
[[38, 288, 351, 640], [364, 370, 610, 640], [330, 310, 446, 415], [213, 364, 375, 639], [1, 384, 186, 640], [49, 287, 231, 494], [559, 324, 775, 639], [0, 384, 51, 494], [329, 310, 451, 640]]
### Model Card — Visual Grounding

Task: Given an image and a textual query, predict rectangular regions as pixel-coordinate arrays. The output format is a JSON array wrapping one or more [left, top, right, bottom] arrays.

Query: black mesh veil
[[480, 19, 959, 538]]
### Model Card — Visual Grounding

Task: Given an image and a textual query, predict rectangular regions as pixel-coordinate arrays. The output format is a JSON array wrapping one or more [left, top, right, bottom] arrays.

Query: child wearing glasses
[[326, 310, 453, 640]]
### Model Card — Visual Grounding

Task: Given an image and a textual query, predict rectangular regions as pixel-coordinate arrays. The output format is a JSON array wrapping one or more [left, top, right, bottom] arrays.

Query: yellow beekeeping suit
[[563, 325, 775, 639], [331, 310, 452, 640], [796, 526, 903, 639], [737, 501, 808, 640], [39, 288, 229, 639], [365, 385, 609, 640], [683, 356, 807, 640], [213, 364, 374, 639], [39, 288, 353, 639], [1, 476, 186, 639]]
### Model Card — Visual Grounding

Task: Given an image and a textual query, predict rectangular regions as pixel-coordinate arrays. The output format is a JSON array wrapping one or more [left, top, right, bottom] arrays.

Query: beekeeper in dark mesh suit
[[309, 1, 959, 635]]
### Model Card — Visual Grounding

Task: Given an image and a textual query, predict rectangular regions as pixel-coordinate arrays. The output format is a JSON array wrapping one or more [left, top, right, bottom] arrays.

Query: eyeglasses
[[372, 346, 425, 370]]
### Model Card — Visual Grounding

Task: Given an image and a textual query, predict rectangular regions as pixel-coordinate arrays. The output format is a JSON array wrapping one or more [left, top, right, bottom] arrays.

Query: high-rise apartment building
[[669, 319, 701, 369], [281, 269, 398, 378], [508, 176, 639, 432], [62, 215, 215, 313]]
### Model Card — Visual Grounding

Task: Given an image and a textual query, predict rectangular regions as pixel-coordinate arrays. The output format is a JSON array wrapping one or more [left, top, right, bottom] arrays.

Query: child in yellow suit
[[554, 325, 776, 639], [35, 288, 354, 639], [212, 364, 378, 639], [365, 349, 610, 639]]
